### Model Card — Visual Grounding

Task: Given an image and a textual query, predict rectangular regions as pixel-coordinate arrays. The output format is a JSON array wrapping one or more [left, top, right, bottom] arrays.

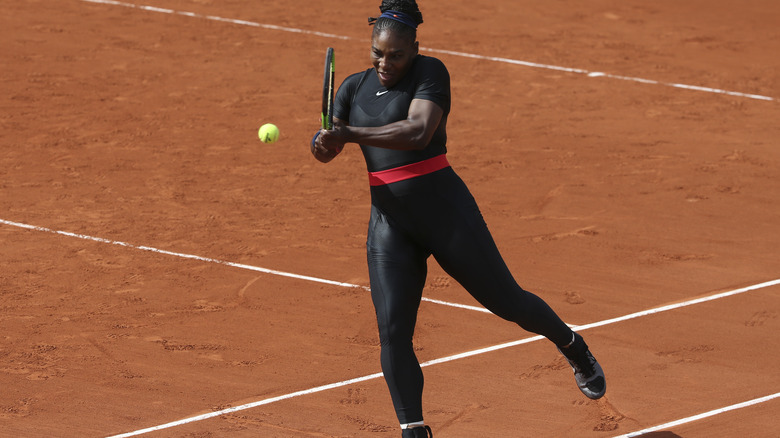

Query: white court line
[[571, 279, 780, 331], [106, 372, 385, 438], [104, 278, 779, 437], [424, 47, 776, 102], [79, 0, 776, 102], [80, 0, 350, 40], [0, 219, 359, 289], [611, 392, 780, 438], [0, 218, 489, 313]]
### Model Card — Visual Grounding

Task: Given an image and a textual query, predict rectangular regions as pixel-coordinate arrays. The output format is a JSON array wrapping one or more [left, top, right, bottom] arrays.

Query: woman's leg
[[434, 224, 574, 346], [408, 179, 573, 346], [416, 176, 605, 398], [367, 205, 430, 424]]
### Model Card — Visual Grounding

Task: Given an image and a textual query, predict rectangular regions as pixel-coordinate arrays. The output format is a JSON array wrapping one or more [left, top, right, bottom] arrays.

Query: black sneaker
[[401, 425, 433, 438], [558, 332, 606, 399]]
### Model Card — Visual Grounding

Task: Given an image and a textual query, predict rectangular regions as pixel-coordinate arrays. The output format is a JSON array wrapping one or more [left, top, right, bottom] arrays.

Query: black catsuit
[[334, 55, 574, 424]]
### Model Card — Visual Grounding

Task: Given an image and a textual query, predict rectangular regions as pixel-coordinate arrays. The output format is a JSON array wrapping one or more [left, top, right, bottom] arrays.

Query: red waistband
[[368, 154, 450, 186]]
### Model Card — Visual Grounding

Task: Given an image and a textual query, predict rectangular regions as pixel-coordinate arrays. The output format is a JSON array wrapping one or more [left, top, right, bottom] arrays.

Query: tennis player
[[311, 1, 606, 436]]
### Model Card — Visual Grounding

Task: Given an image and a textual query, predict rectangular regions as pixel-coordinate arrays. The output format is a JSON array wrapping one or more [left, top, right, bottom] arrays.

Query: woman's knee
[[377, 317, 417, 347]]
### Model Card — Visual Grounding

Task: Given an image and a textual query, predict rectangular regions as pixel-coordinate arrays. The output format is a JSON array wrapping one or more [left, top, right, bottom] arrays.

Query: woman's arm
[[322, 98, 444, 152]]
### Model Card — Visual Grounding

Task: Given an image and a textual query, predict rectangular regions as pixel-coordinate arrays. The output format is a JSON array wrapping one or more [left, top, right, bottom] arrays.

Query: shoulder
[[414, 55, 449, 76], [344, 69, 371, 84], [408, 55, 451, 112], [410, 55, 450, 87], [416, 55, 447, 68], [411, 55, 450, 87], [340, 69, 370, 90], [337, 68, 374, 98]]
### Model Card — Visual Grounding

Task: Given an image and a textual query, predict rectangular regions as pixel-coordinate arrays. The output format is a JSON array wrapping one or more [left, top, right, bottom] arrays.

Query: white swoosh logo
[[376, 90, 389, 96]]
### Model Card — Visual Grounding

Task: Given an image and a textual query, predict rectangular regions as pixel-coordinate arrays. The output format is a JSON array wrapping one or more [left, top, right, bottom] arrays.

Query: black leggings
[[366, 167, 574, 424]]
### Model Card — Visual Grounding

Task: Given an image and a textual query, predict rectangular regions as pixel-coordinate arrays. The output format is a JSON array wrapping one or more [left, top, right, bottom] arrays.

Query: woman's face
[[371, 29, 419, 88]]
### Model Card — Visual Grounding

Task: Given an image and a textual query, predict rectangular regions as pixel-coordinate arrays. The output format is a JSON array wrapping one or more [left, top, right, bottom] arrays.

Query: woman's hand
[[311, 119, 347, 163]]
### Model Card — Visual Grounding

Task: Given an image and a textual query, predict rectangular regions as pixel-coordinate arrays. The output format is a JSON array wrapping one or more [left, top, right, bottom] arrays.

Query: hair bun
[[379, 0, 423, 25]]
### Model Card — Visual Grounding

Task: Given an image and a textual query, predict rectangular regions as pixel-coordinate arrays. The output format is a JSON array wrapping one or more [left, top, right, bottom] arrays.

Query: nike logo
[[376, 90, 389, 96]]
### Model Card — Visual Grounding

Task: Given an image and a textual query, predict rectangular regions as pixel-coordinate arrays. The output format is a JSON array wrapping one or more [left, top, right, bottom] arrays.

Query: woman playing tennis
[[311, 1, 605, 436]]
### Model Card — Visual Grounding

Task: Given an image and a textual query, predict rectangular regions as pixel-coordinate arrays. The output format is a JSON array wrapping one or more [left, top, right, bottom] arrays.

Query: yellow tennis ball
[[258, 123, 280, 143]]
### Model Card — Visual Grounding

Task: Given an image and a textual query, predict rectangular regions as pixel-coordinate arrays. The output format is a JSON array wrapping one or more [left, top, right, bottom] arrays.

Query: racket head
[[321, 47, 335, 130]]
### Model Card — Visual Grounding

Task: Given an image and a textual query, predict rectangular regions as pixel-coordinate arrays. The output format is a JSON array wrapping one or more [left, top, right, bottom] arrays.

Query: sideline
[[105, 279, 779, 437], [611, 392, 780, 437], [0, 218, 488, 313], [80, 0, 776, 102]]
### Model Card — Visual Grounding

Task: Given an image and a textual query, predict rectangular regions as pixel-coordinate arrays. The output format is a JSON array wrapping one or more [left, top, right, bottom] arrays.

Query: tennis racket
[[321, 47, 335, 130]]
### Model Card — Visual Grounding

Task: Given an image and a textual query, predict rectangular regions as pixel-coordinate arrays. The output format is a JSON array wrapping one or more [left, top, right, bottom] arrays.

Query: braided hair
[[370, 0, 424, 41]]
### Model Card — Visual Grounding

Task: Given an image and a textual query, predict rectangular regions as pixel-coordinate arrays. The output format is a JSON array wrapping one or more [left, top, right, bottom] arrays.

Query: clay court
[[2, 0, 779, 436]]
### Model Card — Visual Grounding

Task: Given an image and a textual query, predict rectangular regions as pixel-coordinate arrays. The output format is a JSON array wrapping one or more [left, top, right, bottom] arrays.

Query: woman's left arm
[[323, 98, 443, 151]]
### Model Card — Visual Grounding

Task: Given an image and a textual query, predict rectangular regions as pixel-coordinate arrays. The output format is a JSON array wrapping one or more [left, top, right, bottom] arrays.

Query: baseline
[[106, 279, 779, 437], [79, 0, 776, 102]]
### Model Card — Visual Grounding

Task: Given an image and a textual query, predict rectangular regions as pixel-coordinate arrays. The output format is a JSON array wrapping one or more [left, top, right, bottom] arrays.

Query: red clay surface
[[2, 0, 779, 437]]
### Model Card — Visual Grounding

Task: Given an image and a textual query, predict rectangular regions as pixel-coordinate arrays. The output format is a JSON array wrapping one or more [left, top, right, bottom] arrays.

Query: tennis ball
[[258, 123, 280, 143]]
